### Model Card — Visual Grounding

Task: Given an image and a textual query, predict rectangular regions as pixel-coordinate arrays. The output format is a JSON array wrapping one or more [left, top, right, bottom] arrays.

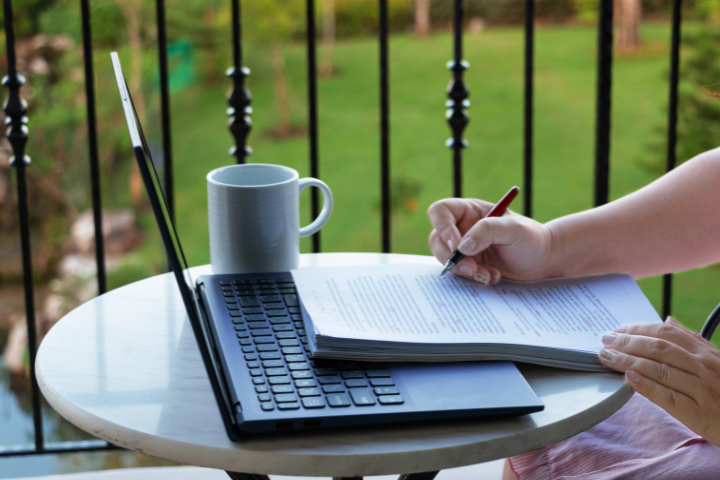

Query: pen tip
[[440, 263, 453, 276]]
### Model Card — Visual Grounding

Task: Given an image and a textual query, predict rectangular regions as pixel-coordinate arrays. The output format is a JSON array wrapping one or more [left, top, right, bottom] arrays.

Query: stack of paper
[[290, 264, 662, 371]]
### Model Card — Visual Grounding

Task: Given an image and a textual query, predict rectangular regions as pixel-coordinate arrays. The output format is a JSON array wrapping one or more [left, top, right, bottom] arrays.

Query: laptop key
[[223, 291, 235, 297], [255, 385, 269, 393], [271, 385, 293, 394], [374, 386, 400, 395], [259, 352, 282, 360], [283, 294, 299, 307], [227, 305, 240, 310], [247, 361, 260, 369], [266, 309, 287, 317], [258, 393, 272, 402], [279, 288, 296, 294], [247, 321, 269, 329], [257, 344, 278, 352], [246, 314, 266, 322], [258, 289, 276, 296], [251, 329, 272, 337], [252, 378, 265, 386], [236, 290, 256, 297], [273, 324, 293, 332], [345, 379, 368, 388], [295, 379, 316, 388], [266, 367, 288, 376], [322, 385, 345, 394], [288, 307, 301, 314], [291, 314, 303, 321], [239, 296, 260, 307], [261, 402, 275, 411], [318, 375, 341, 385], [236, 332, 249, 339], [274, 393, 298, 403], [291, 371, 312, 379], [378, 395, 404, 405], [282, 347, 302, 355], [277, 402, 300, 410], [245, 353, 258, 361], [366, 369, 391, 378], [302, 397, 325, 409], [298, 387, 321, 397], [239, 338, 252, 346], [268, 376, 290, 385], [269, 316, 290, 324], [243, 307, 263, 314], [233, 279, 253, 285], [261, 295, 282, 303], [256, 279, 275, 285], [234, 324, 247, 331], [288, 362, 309, 371], [327, 393, 351, 407], [231, 313, 244, 320], [297, 329, 306, 336], [262, 360, 284, 368], [242, 346, 255, 353], [341, 370, 363, 379], [219, 281, 231, 286], [225, 298, 238, 304], [284, 354, 305, 363], [276, 278, 294, 283], [253, 336, 274, 344], [294, 321, 304, 329], [249, 369, 262, 377], [299, 336, 308, 344], [314, 367, 338, 376], [369, 378, 395, 387], [349, 388, 376, 406], [279, 339, 299, 347], [276, 332, 296, 339]]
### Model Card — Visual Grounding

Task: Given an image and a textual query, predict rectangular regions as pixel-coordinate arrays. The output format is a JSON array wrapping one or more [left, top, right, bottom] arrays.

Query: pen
[[440, 186, 520, 277]]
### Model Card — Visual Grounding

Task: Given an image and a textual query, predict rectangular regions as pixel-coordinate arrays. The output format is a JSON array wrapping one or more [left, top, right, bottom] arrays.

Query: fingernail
[[601, 334, 616, 346], [459, 265, 473, 277], [599, 349, 619, 363], [614, 326, 626, 333], [626, 370, 641, 384], [447, 239, 456, 252], [458, 237, 477, 254], [473, 273, 489, 285], [666, 316, 678, 324]]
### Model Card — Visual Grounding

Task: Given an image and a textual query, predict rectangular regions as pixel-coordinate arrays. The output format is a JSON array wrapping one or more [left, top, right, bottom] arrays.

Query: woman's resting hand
[[427, 198, 553, 284], [600, 317, 720, 447]]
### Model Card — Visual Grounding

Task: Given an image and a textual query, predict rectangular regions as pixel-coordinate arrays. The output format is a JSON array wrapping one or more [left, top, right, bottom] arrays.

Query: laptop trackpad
[[390, 361, 540, 411]]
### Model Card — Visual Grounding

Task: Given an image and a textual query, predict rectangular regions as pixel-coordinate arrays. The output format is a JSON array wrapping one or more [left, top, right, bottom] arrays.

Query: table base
[[225, 471, 440, 479]]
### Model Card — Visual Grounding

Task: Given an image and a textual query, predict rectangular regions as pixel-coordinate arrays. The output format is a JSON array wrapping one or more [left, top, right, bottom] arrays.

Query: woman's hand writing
[[427, 198, 554, 284]]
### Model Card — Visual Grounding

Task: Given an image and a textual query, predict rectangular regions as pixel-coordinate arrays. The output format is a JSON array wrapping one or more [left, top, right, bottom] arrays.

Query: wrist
[[543, 221, 571, 279]]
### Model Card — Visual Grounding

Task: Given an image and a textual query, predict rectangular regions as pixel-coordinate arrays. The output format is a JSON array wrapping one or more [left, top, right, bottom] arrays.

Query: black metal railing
[[0, 0, 689, 459]]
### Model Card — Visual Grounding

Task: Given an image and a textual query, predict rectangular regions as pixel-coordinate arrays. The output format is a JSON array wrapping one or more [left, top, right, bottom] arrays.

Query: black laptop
[[111, 52, 543, 438]]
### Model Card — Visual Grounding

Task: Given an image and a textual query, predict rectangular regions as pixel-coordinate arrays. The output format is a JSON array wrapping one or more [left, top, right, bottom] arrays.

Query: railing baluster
[[379, 0, 390, 253], [523, 0, 534, 218], [156, 0, 174, 220], [80, 0, 107, 294], [306, 0, 321, 253], [594, 0, 613, 207], [446, 0, 468, 199], [228, 0, 252, 164], [662, 0, 683, 320], [3, 0, 44, 452]]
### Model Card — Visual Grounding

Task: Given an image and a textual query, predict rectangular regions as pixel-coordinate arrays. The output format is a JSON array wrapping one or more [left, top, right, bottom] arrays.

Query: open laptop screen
[[110, 52, 193, 290]]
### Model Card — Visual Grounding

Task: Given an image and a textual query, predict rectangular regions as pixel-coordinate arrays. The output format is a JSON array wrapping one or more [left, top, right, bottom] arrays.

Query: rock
[[3, 317, 27, 376], [68, 209, 143, 256]]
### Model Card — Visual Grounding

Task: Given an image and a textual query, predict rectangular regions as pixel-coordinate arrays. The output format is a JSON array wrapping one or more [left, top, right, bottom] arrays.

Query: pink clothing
[[508, 393, 720, 480]]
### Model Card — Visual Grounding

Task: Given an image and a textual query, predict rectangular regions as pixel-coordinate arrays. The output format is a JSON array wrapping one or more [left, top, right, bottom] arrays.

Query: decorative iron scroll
[[228, 0, 252, 163], [446, 0, 468, 198]]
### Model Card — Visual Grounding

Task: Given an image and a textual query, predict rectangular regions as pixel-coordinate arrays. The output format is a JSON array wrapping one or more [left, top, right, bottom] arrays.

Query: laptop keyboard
[[219, 278, 404, 412]]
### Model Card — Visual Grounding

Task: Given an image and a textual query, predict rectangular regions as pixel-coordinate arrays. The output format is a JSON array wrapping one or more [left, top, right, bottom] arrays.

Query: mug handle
[[298, 178, 333, 238]]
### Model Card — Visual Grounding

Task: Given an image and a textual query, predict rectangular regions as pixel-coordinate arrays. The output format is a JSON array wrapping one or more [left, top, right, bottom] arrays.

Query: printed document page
[[291, 264, 662, 353]]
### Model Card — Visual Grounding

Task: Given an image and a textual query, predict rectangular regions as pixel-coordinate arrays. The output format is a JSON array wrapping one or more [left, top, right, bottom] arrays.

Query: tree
[[319, 0, 336, 77], [615, 0, 641, 51], [246, 0, 304, 138], [414, 0, 431, 37]]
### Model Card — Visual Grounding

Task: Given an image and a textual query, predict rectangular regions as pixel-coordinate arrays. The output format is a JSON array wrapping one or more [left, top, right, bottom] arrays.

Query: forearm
[[546, 148, 720, 279]]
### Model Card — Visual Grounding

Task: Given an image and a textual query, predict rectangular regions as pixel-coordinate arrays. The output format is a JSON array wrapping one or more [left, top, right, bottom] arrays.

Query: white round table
[[36, 253, 632, 479]]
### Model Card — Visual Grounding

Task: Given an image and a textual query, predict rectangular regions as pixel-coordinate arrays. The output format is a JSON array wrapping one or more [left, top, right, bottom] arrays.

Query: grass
[[112, 23, 720, 346]]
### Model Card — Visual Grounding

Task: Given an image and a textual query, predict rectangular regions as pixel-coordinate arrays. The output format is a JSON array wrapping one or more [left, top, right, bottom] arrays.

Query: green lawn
[[115, 23, 720, 345]]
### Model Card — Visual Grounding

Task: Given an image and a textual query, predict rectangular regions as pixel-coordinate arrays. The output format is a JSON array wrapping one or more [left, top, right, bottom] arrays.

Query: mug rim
[[207, 163, 299, 188]]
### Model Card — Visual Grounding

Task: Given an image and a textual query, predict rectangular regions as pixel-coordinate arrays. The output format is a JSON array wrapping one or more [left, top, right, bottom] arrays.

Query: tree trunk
[[616, 0, 642, 51], [415, 0, 431, 37], [270, 42, 291, 135], [117, 0, 145, 207], [319, 0, 335, 77]]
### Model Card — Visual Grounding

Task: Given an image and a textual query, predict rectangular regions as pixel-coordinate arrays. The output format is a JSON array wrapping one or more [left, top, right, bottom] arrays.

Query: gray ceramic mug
[[207, 164, 333, 274]]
